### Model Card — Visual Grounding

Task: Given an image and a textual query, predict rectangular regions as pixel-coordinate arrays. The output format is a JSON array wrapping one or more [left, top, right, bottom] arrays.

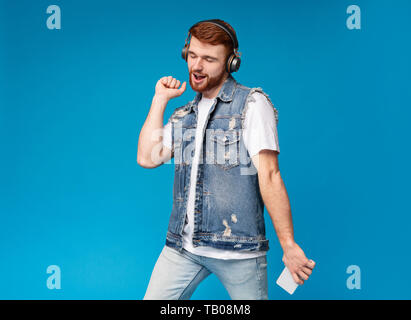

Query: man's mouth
[[193, 73, 206, 83]]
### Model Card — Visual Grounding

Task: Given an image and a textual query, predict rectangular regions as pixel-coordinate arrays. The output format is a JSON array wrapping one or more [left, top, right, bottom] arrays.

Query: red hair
[[189, 20, 237, 59]]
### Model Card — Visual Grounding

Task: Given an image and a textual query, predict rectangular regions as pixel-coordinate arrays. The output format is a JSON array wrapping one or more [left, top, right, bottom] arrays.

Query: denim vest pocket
[[210, 130, 241, 170]]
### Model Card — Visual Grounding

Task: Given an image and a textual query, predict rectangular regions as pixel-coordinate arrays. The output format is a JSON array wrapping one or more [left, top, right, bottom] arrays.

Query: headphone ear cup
[[230, 56, 241, 73], [226, 54, 241, 73], [181, 45, 188, 61]]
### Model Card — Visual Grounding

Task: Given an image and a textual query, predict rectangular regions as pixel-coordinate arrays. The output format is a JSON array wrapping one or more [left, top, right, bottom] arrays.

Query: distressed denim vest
[[166, 75, 277, 252]]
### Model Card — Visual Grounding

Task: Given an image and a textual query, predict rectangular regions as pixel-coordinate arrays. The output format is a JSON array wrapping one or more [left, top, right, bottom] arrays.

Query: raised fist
[[155, 76, 186, 101]]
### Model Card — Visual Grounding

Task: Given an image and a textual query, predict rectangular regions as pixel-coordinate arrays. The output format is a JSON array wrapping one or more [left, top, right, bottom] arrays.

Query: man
[[137, 19, 315, 300]]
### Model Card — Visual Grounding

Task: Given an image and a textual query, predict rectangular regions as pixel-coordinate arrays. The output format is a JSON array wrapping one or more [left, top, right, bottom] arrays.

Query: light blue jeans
[[143, 245, 268, 300]]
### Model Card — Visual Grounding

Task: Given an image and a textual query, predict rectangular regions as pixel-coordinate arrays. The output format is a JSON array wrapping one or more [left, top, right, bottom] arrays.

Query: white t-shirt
[[163, 92, 280, 260]]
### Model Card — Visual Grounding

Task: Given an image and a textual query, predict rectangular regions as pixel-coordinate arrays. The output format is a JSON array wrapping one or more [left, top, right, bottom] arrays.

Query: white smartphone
[[276, 266, 299, 295]]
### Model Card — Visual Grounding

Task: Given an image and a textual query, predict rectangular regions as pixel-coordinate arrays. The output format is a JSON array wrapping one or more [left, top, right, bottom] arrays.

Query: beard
[[189, 68, 227, 93]]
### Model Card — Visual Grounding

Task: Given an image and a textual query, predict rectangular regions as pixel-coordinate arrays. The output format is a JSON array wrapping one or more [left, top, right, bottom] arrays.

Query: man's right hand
[[155, 76, 186, 102]]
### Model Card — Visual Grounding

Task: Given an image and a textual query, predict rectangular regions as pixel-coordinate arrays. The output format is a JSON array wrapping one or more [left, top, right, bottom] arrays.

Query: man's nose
[[192, 58, 203, 71]]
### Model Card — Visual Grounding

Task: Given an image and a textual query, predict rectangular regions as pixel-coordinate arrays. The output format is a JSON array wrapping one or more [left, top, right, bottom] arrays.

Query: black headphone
[[181, 19, 241, 73]]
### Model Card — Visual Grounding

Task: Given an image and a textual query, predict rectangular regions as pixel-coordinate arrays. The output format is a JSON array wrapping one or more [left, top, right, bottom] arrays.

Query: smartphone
[[276, 266, 299, 295]]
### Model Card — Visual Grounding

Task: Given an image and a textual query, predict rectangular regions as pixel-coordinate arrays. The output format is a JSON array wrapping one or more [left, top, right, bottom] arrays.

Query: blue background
[[1, 0, 410, 299]]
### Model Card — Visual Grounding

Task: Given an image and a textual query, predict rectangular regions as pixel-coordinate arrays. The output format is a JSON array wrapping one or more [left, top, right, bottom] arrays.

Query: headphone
[[181, 19, 241, 73]]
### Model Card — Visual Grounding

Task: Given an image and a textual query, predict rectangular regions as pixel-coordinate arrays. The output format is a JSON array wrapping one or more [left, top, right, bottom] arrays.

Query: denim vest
[[166, 75, 277, 253]]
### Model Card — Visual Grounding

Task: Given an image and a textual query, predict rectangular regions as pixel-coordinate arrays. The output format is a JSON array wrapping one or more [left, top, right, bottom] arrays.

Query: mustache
[[190, 71, 208, 77]]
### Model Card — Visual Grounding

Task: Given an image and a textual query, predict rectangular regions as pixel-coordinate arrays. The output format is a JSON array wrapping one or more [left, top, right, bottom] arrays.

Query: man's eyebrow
[[187, 50, 218, 60]]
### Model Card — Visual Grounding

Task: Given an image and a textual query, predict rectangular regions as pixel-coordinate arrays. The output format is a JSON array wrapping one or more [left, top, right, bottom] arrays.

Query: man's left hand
[[282, 241, 316, 285]]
